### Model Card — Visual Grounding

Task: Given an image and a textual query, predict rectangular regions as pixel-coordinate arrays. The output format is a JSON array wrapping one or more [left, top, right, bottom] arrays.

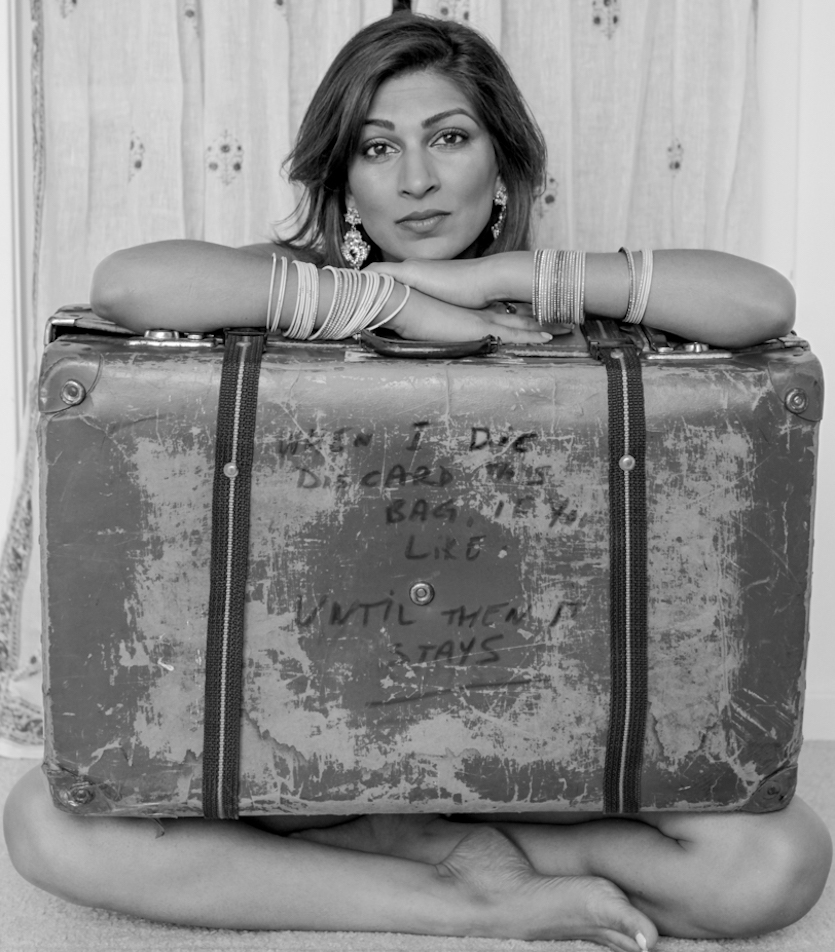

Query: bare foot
[[439, 826, 657, 951], [295, 817, 656, 950]]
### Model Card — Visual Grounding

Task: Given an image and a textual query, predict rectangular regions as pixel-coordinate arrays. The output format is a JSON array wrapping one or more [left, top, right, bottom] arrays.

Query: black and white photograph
[[0, 2, 833, 949]]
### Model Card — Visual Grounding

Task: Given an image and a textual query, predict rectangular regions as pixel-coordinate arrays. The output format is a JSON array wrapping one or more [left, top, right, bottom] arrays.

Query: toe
[[586, 879, 658, 951]]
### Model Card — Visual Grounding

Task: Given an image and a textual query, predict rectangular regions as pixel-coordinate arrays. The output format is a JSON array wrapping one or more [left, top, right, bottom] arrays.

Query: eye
[[433, 128, 469, 148], [361, 139, 397, 160]]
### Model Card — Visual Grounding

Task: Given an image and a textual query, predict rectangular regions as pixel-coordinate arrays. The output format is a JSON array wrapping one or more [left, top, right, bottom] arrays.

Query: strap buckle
[[582, 318, 645, 359]]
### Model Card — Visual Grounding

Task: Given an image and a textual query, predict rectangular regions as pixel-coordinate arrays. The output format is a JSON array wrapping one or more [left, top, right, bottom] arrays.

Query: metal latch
[[44, 306, 134, 346], [126, 329, 216, 349], [45, 308, 217, 349]]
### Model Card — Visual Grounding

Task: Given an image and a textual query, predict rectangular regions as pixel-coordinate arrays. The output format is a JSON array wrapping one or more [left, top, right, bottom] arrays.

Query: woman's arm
[[91, 240, 295, 333], [368, 250, 796, 349], [90, 240, 550, 344]]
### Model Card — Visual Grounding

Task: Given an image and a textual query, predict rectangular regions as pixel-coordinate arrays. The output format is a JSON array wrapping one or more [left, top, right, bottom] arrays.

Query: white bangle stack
[[266, 254, 411, 340], [619, 248, 654, 324]]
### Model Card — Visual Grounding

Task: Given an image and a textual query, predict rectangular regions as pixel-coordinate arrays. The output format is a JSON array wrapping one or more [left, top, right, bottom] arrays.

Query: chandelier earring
[[341, 206, 370, 270], [491, 183, 508, 241]]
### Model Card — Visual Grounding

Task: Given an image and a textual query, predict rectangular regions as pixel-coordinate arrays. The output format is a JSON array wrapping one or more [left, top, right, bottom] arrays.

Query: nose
[[398, 147, 439, 198]]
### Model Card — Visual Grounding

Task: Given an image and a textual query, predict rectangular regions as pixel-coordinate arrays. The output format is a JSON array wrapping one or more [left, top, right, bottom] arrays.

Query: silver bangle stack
[[619, 248, 654, 324], [532, 249, 586, 326], [265, 253, 411, 339]]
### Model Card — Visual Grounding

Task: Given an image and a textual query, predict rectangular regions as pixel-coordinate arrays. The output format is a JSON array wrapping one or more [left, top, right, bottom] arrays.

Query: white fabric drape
[[0, 0, 759, 755]]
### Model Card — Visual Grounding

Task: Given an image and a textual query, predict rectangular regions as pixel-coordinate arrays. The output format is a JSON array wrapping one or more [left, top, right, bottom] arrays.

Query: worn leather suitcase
[[39, 306, 822, 818]]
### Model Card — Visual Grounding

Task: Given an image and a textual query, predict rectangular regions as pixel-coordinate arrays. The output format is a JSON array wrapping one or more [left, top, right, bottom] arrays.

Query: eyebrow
[[362, 108, 478, 131]]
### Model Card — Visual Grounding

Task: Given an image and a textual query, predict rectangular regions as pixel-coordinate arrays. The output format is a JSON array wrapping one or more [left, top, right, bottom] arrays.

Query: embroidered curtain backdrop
[[0, 0, 758, 754]]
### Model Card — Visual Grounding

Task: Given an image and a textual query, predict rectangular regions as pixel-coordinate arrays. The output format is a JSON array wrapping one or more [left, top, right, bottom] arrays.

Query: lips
[[396, 210, 450, 234], [396, 209, 450, 223]]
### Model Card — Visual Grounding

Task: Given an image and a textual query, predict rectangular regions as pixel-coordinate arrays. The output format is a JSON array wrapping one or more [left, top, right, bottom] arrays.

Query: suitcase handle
[[359, 329, 500, 359]]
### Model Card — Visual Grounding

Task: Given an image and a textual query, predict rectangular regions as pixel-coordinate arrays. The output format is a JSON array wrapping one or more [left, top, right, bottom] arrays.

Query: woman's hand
[[383, 287, 551, 345], [367, 256, 550, 343]]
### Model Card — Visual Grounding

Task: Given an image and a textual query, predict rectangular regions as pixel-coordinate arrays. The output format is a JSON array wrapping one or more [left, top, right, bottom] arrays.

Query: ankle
[[432, 862, 501, 938]]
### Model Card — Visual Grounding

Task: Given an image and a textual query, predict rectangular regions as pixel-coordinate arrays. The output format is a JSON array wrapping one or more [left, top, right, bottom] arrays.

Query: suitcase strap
[[203, 329, 265, 819], [598, 342, 649, 814]]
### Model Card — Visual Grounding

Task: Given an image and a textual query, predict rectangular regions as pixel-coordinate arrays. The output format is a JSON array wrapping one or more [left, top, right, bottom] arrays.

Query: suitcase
[[38, 305, 823, 818]]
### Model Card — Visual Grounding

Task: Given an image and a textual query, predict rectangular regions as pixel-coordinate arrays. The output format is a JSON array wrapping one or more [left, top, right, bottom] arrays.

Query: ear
[[494, 175, 504, 196], [344, 188, 355, 212]]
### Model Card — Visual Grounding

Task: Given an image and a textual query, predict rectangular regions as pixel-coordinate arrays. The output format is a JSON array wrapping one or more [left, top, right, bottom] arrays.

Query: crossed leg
[[4, 766, 656, 951], [6, 766, 830, 948], [293, 797, 832, 940]]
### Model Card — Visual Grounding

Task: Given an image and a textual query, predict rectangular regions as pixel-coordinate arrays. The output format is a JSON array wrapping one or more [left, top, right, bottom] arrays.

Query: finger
[[391, 308, 550, 344], [495, 329, 554, 345], [486, 312, 542, 331], [365, 261, 408, 280], [447, 314, 547, 342], [475, 324, 553, 344], [487, 302, 534, 319], [486, 302, 535, 318]]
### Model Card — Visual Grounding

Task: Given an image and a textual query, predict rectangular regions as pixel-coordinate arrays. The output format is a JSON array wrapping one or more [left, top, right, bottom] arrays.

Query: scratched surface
[[38, 333, 820, 816]]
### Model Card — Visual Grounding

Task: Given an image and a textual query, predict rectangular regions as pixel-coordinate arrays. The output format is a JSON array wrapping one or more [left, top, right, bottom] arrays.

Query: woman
[[4, 13, 829, 951]]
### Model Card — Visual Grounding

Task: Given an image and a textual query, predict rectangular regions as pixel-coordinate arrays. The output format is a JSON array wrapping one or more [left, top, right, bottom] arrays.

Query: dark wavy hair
[[279, 12, 547, 266]]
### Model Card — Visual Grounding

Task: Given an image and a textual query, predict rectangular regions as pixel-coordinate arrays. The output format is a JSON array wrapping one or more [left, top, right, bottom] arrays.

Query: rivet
[[409, 582, 435, 606], [223, 463, 238, 478], [785, 388, 808, 414], [765, 783, 781, 797], [60, 783, 95, 807], [60, 380, 86, 406], [619, 454, 636, 471]]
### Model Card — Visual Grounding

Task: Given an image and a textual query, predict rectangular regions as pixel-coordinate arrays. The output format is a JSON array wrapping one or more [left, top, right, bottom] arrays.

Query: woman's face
[[347, 70, 500, 262]]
